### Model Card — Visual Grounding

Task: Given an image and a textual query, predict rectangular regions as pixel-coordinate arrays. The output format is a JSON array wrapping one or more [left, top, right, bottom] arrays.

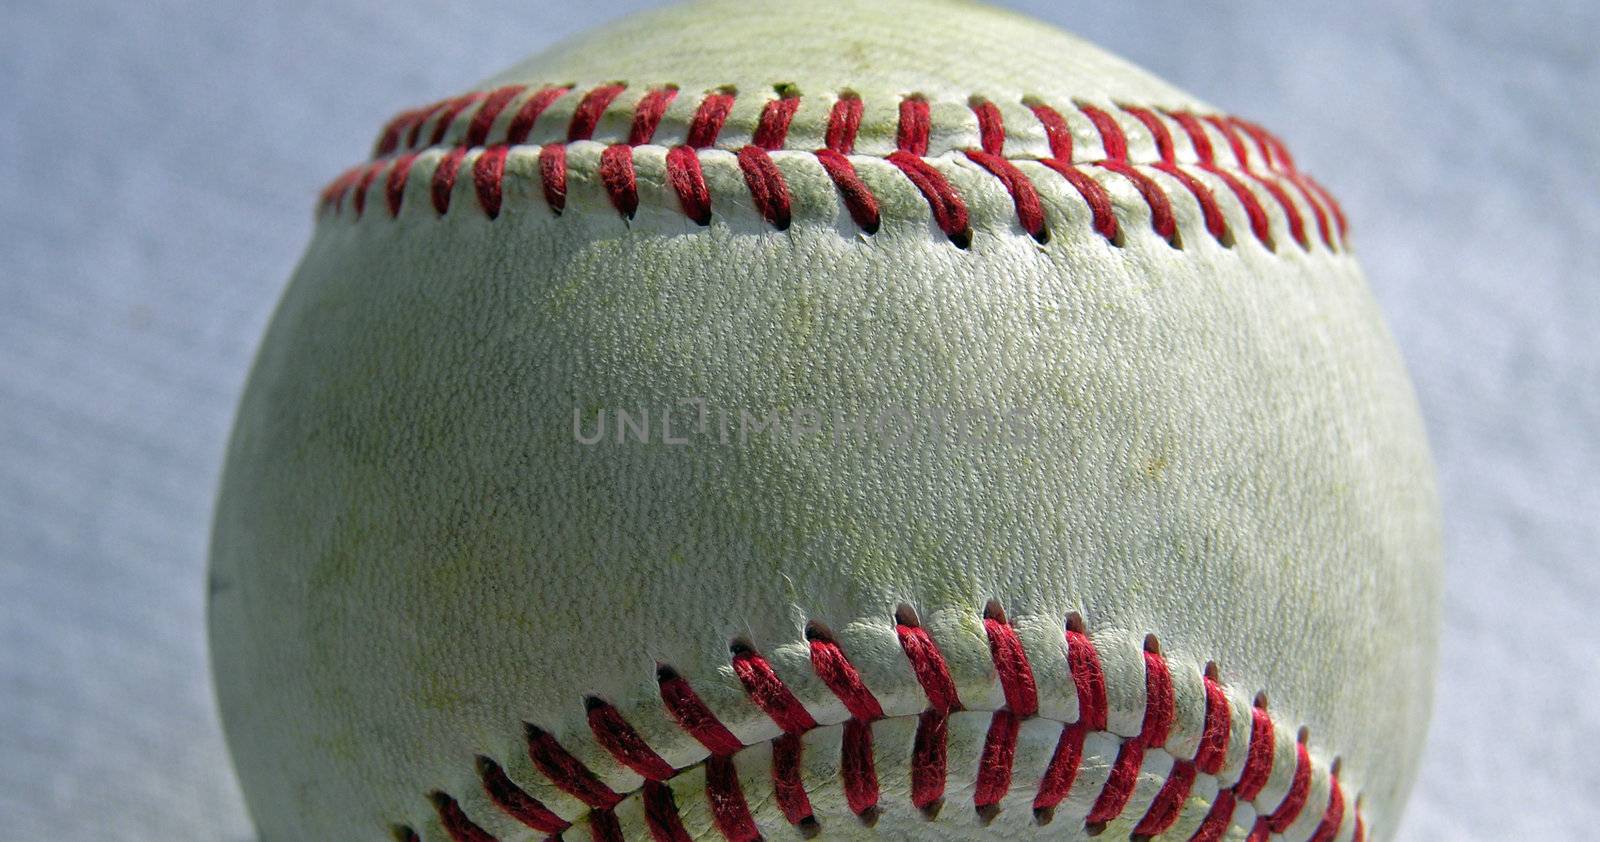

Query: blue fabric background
[[3, 1, 1595, 838]]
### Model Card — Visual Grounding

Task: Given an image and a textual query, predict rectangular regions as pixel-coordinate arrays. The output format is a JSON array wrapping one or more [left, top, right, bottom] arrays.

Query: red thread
[[320, 166, 359, 214], [686, 91, 735, 149], [910, 710, 948, 811], [808, 636, 885, 721], [1133, 759, 1196, 836], [1096, 160, 1179, 246], [1355, 809, 1368, 842], [813, 149, 881, 233], [1233, 703, 1276, 802], [841, 717, 880, 816], [588, 809, 623, 842], [587, 699, 675, 782], [1066, 628, 1108, 731], [385, 154, 417, 217], [984, 617, 1039, 718], [1263, 741, 1313, 832], [406, 100, 451, 149], [1155, 162, 1230, 243], [1232, 117, 1337, 248], [478, 756, 570, 833], [770, 732, 814, 825], [599, 144, 639, 218], [376, 107, 420, 156], [753, 94, 801, 150], [825, 93, 862, 153], [431, 147, 468, 215], [538, 144, 567, 215], [1308, 774, 1346, 842], [1194, 676, 1232, 776], [886, 151, 969, 244], [472, 146, 509, 219], [569, 84, 627, 142], [897, 96, 931, 156], [971, 99, 1005, 155], [973, 710, 1020, 809], [465, 85, 526, 148], [1086, 741, 1144, 824], [731, 647, 816, 733], [642, 780, 692, 842], [1165, 109, 1274, 248], [1139, 648, 1175, 748], [1247, 817, 1272, 842], [351, 161, 383, 219], [705, 754, 760, 842], [1119, 104, 1176, 163], [430, 92, 487, 146], [964, 150, 1047, 241], [895, 622, 962, 712], [1027, 101, 1074, 161], [1078, 103, 1128, 162], [657, 667, 743, 756], [431, 791, 496, 842], [1038, 158, 1118, 243], [665, 146, 712, 225], [735, 146, 793, 230], [1190, 788, 1237, 842], [628, 87, 679, 146], [507, 86, 572, 145], [1205, 114, 1308, 248], [1032, 722, 1088, 811], [526, 725, 623, 809]]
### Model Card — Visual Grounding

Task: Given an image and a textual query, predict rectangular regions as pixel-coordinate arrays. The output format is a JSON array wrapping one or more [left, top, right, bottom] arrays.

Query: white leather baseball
[[209, 1, 1442, 840]]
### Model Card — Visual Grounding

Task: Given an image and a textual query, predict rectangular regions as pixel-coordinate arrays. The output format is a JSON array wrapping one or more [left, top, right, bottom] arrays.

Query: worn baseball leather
[[209, 1, 1442, 840]]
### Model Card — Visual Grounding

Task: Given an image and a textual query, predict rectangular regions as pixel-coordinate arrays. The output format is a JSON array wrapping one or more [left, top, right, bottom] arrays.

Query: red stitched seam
[[337, 90, 1345, 252], [399, 611, 1363, 842]]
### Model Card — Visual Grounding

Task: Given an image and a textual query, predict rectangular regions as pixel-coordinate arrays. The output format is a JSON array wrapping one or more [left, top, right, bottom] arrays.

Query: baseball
[[209, 1, 1442, 840]]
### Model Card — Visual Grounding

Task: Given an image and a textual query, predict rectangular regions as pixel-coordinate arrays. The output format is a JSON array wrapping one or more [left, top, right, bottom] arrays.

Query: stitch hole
[[1331, 757, 1343, 777], [1254, 691, 1271, 710], [803, 620, 835, 642], [1065, 611, 1087, 634], [975, 802, 1002, 825], [948, 228, 973, 250], [1143, 633, 1161, 654], [796, 815, 822, 838], [1032, 805, 1055, 826], [982, 599, 1008, 624], [1084, 819, 1108, 836], [773, 81, 801, 98], [582, 695, 609, 713], [1204, 661, 1222, 682], [894, 603, 922, 628], [389, 824, 419, 842], [1031, 225, 1051, 246], [858, 805, 881, 827], [729, 638, 757, 657], [1298, 726, 1311, 744], [919, 798, 945, 821]]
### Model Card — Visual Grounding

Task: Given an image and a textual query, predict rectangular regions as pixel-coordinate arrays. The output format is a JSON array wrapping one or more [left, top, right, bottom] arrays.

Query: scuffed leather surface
[[209, 1, 1442, 839]]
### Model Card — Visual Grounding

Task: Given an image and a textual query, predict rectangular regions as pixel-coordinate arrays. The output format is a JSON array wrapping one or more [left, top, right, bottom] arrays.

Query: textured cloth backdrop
[[2, 1, 1594, 839]]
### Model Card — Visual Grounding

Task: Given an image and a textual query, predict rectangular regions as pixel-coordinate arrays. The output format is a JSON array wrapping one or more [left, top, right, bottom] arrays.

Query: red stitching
[[964, 149, 1047, 241], [735, 146, 793, 230], [1234, 701, 1277, 802], [825, 93, 862, 154], [910, 710, 949, 812], [429, 93, 487, 147], [477, 756, 570, 833], [705, 754, 759, 842], [588, 809, 623, 842], [525, 724, 623, 809], [1204, 113, 1309, 249], [598, 144, 638, 218], [731, 645, 816, 733], [665, 145, 712, 225], [1033, 721, 1087, 812], [807, 632, 884, 721], [752, 93, 801, 151], [970, 98, 1005, 155], [813, 149, 880, 233], [431, 791, 496, 842], [1231, 117, 1339, 248], [770, 732, 814, 826], [431, 147, 468, 215], [1135, 759, 1196, 836], [1095, 159, 1180, 247], [841, 717, 880, 817], [1195, 673, 1233, 775], [896, 96, 931, 156], [1140, 646, 1175, 747], [1087, 739, 1144, 825], [887, 150, 970, 245], [586, 698, 675, 782], [1165, 109, 1275, 249], [1120, 103, 1230, 244], [506, 86, 571, 145], [1078, 103, 1128, 161], [569, 84, 627, 142], [628, 87, 678, 146], [472, 146, 508, 219], [405, 100, 451, 150], [1027, 100, 1074, 161], [538, 143, 567, 215], [896, 620, 962, 712], [1038, 157, 1120, 243], [657, 666, 743, 756], [1066, 627, 1108, 731], [384, 153, 417, 217], [642, 780, 691, 842], [465, 85, 526, 148], [1192, 788, 1238, 842], [1309, 771, 1347, 842], [1264, 739, 1314, 832], [984, 616, 1039, 718], [351, 161, 383, 219], [686, 90, 734, 149], [974, 709, 1021, 812]]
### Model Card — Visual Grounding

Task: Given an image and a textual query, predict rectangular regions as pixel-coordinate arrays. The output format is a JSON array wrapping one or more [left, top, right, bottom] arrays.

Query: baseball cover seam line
[[325, 84, 1347, 253], [391, 607, 1363, 842]]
